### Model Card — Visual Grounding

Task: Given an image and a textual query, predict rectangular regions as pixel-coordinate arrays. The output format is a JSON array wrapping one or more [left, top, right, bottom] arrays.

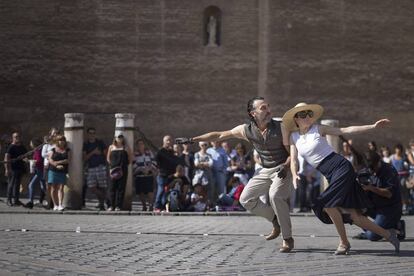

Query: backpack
[[168, 190, 180, 211]]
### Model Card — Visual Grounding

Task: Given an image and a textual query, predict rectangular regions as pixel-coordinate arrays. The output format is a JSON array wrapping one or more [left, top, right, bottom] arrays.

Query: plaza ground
[[0, 200, 413, 275]]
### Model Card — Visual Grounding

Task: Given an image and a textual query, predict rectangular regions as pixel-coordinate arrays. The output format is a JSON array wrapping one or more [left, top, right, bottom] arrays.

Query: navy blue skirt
[[312, 152, 373, 224]]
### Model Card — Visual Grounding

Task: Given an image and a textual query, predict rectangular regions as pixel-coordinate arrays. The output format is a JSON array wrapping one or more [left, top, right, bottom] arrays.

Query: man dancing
[[176, 97, 294, 252]]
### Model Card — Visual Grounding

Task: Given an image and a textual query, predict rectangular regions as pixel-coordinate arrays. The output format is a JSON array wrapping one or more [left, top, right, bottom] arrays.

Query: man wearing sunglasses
[[176, 96, 294, 253]]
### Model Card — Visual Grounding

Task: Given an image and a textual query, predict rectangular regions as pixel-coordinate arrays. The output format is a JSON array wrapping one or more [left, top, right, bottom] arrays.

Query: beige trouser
[[239, 165, 293, 239]]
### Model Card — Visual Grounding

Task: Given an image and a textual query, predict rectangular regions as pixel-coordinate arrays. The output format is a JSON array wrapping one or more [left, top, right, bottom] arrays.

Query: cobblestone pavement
[[0, 212, 413, 276]]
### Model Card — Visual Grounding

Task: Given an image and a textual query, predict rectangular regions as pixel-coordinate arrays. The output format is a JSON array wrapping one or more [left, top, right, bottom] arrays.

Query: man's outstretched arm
[[176, 125, 247, 144], [192, 130, 232, 142]]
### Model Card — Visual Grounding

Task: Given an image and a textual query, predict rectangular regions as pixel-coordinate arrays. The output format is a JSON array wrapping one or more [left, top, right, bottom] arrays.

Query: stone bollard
[[114, 113, 135, 210], [320, 119, 340, 192], [63, 113, 84, 209]]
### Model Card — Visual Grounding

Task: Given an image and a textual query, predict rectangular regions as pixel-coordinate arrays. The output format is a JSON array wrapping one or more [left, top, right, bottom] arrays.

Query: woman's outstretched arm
[[319, 119, 390, 136]]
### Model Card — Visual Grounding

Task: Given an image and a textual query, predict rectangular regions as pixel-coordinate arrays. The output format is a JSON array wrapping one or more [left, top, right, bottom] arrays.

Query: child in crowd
[[165, 165, 191, 212], [380, 146, 391, 164], [190, 183, 208, 212], [216, 176, 245, 210]]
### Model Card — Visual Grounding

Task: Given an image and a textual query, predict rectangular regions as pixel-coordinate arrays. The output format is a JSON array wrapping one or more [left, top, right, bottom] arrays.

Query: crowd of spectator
[[0, 129, 249, 212], [1, 128, 414, 215]]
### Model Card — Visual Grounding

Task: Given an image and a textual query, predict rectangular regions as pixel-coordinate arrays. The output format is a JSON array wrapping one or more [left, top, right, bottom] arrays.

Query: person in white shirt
[[193, 142, 214, 204], [41, 128, 59, 208], [380, 146, 392, 164], [284, 102, 399, 255]]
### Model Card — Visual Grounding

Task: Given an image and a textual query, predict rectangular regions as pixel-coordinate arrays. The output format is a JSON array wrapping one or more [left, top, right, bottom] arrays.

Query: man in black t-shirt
[[154, 135, 180, 211], [354, 151, 403, 241], [83, 127, 108, 210], [4, 132, 27, 206]]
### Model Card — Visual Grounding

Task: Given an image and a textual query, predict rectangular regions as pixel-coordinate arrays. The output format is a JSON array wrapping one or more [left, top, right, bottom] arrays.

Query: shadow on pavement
[[353, 249, 414, 257], [294, 248, 413, 256]]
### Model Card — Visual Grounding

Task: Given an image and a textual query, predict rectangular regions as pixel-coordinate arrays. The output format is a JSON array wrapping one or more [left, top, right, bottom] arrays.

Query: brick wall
[[265, 0, 414, 147], [0, 0, 413, 149]]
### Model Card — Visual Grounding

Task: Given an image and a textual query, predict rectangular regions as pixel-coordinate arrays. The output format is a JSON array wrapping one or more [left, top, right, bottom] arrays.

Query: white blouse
[[291, 124, 334, 168], [41, 143, 55, 167]]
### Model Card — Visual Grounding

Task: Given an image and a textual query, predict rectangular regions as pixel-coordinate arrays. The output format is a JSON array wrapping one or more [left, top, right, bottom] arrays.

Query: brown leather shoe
[[279, 237, 294, 253], [265, 226, 281, 240]]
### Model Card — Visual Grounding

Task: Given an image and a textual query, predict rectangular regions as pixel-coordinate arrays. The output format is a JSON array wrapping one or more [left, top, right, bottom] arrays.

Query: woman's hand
[[292, 174, 300, 189], [374, 119, 391, 129]]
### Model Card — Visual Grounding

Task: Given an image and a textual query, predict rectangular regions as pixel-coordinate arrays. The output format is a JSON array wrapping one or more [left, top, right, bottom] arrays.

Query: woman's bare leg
[[58, 184, 64, 206], [348, 209, 390, 239], [324, 207, 349, 246], [348, 208, 400, 252], [51, 186, 59, 207]]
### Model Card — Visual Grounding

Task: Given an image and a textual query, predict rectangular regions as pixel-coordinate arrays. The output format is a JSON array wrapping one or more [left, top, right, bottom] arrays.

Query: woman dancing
[[283, 102, 400, 255]]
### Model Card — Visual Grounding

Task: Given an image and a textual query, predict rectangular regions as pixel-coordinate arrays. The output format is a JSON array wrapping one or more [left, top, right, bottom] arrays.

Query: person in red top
[[216, 176, 245, 209], [233, 183, 245, 202], [25, 139, 46, 209]]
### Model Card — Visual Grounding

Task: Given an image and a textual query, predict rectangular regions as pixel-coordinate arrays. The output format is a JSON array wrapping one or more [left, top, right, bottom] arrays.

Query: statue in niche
[[207, 15, 218, 47]]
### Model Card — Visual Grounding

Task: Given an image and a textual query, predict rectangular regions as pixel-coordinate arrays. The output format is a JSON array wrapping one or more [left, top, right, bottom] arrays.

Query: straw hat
[[282, 102, 324, 131]]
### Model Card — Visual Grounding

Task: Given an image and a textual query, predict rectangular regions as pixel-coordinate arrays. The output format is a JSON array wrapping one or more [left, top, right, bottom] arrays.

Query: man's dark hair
[[87, 127, 96, 133], [31, 138, 43, 147], [247, 96, 265, 122], [365, 150, 381, 170]]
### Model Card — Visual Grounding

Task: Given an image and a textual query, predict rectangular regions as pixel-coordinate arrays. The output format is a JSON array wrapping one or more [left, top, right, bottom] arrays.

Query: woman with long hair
[[230, 143, 252, 185], [107, 135, 132, 211], [133, 139, 156, 211], [42, 127, 60, 209], [47, 135, 70, 211]]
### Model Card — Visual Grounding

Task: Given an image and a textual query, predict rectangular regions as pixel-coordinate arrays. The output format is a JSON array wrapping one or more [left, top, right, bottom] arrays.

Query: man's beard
[[259, 114, 271, 124]]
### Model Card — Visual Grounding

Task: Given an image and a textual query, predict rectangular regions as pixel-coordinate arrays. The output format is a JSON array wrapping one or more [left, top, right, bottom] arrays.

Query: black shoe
[[388, 229, 400, 253], [25, 201, 34, 209], [13, 200, 23, 206], [6, 200, 14, 207], [397, 220, 406, 240]]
